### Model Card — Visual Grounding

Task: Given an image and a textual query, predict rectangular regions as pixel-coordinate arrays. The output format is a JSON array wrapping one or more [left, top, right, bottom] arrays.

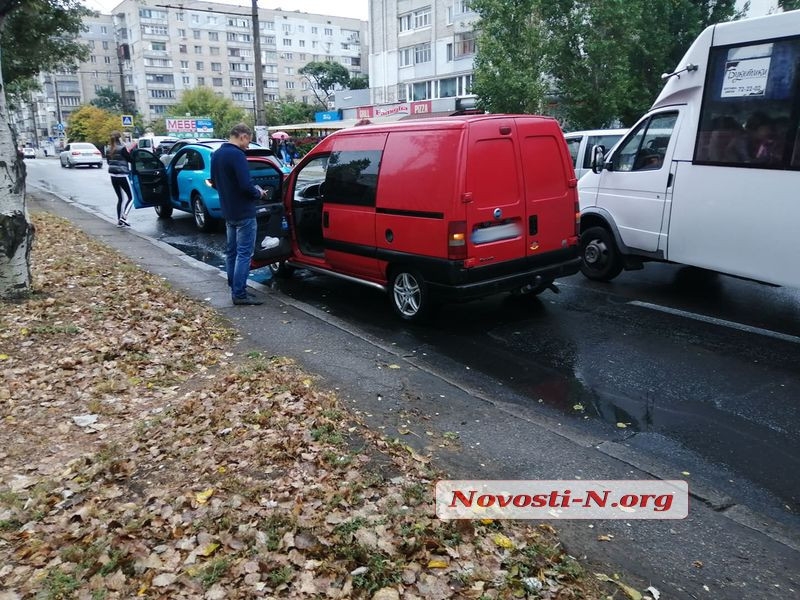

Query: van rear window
[[324, 150, 382, 207]]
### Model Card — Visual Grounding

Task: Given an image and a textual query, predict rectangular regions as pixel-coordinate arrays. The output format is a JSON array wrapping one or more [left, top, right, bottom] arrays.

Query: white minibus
[[578, 10, 800, 288]]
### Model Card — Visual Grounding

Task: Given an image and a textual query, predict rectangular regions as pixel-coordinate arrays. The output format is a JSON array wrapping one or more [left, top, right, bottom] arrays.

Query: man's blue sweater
[[210, 142, 261, 221]]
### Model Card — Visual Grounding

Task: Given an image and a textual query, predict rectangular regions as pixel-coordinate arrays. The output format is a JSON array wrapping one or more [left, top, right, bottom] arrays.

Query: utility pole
[[29, 92, 40, 148], [251, 0, 265, 126], [117, 44, 129, 114]]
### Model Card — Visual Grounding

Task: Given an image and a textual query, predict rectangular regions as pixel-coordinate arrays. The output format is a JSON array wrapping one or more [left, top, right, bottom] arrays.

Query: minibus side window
[[694, 36, 800, 170], [610, 124, 647, 172], [583, 134, 624, 169]]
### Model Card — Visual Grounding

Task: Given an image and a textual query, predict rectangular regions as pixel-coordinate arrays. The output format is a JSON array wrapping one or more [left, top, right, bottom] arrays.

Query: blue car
[[130, 142, 291, 232]]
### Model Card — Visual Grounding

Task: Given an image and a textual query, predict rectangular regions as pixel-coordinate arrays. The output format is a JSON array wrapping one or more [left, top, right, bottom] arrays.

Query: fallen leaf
[[198, 542, 220, 557], [492, 533, 514, 549], [597, 534, 614, 542], [195, 488, 214, 504], [427, 558, 449, 568]]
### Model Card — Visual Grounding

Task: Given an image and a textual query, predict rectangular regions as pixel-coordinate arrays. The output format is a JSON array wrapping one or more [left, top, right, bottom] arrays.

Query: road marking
[[628, 300, 800, 345]]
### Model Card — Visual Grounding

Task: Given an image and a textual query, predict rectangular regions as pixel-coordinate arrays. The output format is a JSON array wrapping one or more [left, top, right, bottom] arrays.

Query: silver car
[[60, 142, 103, 168]]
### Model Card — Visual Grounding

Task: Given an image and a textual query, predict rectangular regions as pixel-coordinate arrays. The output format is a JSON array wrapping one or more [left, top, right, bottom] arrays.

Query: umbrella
[[271, 131, 290, 140]]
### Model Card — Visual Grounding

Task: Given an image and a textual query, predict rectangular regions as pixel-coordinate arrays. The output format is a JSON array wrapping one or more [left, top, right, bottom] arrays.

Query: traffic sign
[[121, 114, 133, 127], [55, 122, 64, 132]]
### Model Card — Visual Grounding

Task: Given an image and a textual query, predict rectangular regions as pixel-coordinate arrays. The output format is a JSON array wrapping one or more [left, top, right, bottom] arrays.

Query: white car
[[22, 147, 36, 159], [564, 128, 627, 179], [60, 142, 103, 168]]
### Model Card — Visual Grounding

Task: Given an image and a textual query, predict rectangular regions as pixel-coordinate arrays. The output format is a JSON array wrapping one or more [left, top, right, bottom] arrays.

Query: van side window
[[611, 113, 677, 172], [323, 150, 382, 207], [695, 36, 800, 169], [565, 136, 582, 167]]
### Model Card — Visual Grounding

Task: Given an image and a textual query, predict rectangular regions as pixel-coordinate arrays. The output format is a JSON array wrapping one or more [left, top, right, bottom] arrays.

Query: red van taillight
[[574, 197, 581, 236], [448, 221, 467, 260]]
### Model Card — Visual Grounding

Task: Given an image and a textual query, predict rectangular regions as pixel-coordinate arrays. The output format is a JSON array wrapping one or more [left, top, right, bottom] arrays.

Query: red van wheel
[[390, 268, 430, 321]]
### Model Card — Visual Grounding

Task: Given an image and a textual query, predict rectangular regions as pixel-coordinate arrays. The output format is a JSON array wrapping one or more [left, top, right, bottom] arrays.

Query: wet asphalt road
[[26, 158, 800, 529]]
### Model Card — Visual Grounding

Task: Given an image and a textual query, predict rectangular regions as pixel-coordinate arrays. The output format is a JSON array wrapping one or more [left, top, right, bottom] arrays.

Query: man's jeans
[[225, 217, 257, 299]]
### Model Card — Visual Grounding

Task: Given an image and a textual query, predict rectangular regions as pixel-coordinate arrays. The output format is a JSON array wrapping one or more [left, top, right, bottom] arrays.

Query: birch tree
[[0, 0, 91, 298]]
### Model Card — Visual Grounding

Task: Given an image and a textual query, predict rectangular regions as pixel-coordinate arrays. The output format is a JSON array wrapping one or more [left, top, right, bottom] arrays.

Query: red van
[[254, 114, 581, 321]]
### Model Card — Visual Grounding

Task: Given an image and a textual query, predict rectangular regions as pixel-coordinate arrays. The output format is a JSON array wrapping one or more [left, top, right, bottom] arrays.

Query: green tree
[[90, 87, 122, 112], [298, 61, 350, 107], [264, 98, 315, 126], [778, 1, 800, 10], [0, 0, 96, 299], [65, 105, 119, 147], [348, 75, 369, 90], [470, 0, 547, 114], [1, 0, 92, 86], [473, 0, 743, 130], [168, 87, 248, 139]]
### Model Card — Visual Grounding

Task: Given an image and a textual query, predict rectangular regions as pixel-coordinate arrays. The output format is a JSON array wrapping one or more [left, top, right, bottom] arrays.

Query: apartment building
[[110, 0, 367, 122], [366, 0, 477, 114], [13, 13, 120, 150]]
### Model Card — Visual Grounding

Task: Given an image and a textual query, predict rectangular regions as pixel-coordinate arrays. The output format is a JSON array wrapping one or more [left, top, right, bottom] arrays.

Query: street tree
[[264, 98, 315, 126], [348, 75, 369, 90], [65, 105, 119, 148], [90, 87, 122, 112], [168, 87, 248, 139], [298, 61, 350, 108], [473, 0, 743, 130], [0, 0, 94, 298], [779, 1, 800, 10], [470, 0, 547, 114]]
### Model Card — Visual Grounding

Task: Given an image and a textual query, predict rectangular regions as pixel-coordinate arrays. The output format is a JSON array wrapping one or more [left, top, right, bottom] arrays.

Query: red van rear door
[[465, 119, 526, 265], [518, 122, 577, 257]]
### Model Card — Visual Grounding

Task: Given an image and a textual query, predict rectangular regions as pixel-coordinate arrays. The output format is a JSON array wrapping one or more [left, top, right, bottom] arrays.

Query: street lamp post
[[251, 0, 264, 126]]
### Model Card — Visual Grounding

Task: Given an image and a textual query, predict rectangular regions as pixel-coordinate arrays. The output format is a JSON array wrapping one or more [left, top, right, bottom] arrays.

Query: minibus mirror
[[590, 144, 606, 174]]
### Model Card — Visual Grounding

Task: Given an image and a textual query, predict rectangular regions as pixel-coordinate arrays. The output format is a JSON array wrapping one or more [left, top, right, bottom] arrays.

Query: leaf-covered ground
[[0, 212, 614, 599]]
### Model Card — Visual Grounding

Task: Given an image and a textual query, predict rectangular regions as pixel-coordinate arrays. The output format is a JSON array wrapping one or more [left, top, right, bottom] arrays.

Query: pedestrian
[[210, 123, 269, 306], [106, 131, 133, 228], [285, 139, 297, 166]]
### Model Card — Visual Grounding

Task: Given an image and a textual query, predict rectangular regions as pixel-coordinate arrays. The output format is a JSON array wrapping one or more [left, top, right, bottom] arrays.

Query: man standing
[[210, 123, 267, 306]]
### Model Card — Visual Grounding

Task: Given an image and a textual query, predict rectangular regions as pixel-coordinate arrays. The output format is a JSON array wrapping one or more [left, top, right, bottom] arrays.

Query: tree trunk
[[0, 13, 34, 299]]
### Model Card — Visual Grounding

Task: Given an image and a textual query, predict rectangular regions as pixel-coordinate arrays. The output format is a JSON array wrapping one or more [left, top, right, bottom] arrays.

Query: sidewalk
[[15, 189, 800, 599]]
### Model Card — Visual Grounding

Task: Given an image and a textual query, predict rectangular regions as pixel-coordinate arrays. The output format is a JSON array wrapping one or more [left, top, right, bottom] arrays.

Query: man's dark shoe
[[232, 294, 263, 306]]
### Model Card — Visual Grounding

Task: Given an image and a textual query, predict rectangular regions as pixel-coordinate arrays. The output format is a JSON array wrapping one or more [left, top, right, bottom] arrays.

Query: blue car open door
[[130, 148, 170, 210]]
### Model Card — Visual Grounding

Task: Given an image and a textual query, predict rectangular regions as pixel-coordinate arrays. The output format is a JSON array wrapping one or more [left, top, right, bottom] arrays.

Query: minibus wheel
[[390, 268, 430, 321], [580, 226, 623, 281]]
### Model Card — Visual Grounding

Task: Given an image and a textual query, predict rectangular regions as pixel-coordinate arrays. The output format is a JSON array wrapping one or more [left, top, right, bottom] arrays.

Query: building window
[[299, 40, 305, 48], [211, 62, 222, 71], [176, 12, 184, 21], [210, 46, 220, 55], [191, 14, 199, 24], [196, 61, 204, 70], [182, 76, 190, 84], [285, 66, 294, 75], [399, 47, 412, 67], [102, 41, 108, 50], [324, 28, 333, 36], [150, 105, 168, 114], [177, 28, 186, 38], [415, 43, 431, 64], [90, 55, 97, 63], [455, 31, 476, 57], [197, 76, 205, 85], [180, 60, 189, 69], [213, 77, 223, 87], [152, 41, 166, 51], [194, 46, 203, 54], [415, 7, 431, 28], [312, 41, 319, 49], [439, 77, 457, 97], [286, 81, 295, 89], [149, 89, 175, 99], [101, 25, 108, 34], [207, 16, 217, 25], [209, 31, 218, 41], [179, 44, 187, 53], [283, 24, 292, 33], [283, 38, 292, 46], [311, 26, 318, 34], [446, 43, 453, 62], [104, 56, 111, 64]]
